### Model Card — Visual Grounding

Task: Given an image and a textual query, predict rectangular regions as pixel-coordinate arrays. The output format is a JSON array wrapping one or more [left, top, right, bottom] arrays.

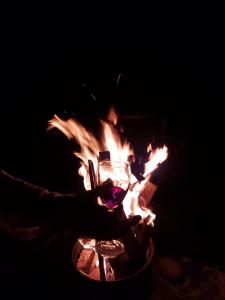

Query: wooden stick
[[88, 160, 97, 189]]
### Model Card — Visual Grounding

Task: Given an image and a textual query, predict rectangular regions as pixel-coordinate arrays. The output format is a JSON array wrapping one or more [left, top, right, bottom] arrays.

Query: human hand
[[39, 195, 141, 240], [37, 179, 140, 239], [71, 210, 142, 240]]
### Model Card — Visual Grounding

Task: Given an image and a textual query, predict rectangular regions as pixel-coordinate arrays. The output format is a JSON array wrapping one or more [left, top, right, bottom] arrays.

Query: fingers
[[38, 195, 142, 241], [96, 178, 113, 198], [74, 214, 142, 240]]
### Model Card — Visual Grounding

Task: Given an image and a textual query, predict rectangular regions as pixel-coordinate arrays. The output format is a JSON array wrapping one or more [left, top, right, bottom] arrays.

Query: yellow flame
[[106, 106, 118, 125], [48, 114, 99, 190], [48, 108, 168, 225], [123, 178, 156, 226], [143, 144, 168, 179], [100, 120, 133, 163]]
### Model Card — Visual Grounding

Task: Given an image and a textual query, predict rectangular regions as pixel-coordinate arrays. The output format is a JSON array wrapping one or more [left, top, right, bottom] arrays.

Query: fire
[[48, 107, 168, 225], [48, 115, 100, 190], [143, 144, 168, 179]]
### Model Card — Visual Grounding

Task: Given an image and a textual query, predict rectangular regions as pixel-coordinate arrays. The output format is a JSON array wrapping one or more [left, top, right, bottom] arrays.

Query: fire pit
[[72, 236, 154, 282], [48, 107, 168, 283]]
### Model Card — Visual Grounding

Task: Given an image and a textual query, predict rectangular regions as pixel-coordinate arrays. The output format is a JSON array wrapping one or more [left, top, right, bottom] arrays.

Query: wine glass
[[97, 160, 130, 210], [96, 160, 131, 259]]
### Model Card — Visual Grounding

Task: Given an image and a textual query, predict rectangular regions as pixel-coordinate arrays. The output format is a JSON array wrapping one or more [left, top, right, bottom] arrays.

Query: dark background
[[0, 7, 224, 272]]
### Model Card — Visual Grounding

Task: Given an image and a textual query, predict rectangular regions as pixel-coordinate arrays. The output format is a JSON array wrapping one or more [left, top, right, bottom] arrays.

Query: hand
[[0, 220, 41, 241], [37, 180, 140, 239], [39, 194, 141, 240], [71, 210, 142, 240], [95, 178, 114, 199]]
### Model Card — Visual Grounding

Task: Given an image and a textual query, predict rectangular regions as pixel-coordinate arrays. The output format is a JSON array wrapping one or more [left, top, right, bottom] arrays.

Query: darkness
[[0, 6, 224, 297]]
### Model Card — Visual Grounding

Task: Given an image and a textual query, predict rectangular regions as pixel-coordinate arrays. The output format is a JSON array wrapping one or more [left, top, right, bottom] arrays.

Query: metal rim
[[71, 238, 154, 283]]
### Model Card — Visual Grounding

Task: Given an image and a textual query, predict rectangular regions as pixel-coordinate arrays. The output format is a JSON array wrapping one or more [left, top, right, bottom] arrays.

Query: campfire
[[48, 107, 168, 281]]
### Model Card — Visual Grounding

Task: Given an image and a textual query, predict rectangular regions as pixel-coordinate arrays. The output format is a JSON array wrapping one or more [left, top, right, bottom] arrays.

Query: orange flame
[[143, 144, 168, 179], [48, 107, 168, 225]]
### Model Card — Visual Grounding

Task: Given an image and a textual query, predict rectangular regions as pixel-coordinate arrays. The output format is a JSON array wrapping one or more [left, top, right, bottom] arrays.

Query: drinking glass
[[96, 160, 131, 258]]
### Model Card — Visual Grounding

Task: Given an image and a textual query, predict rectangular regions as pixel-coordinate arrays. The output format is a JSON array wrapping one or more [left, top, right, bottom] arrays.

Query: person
[[0, 168, 141, 298], [0, 168, 140, 241]]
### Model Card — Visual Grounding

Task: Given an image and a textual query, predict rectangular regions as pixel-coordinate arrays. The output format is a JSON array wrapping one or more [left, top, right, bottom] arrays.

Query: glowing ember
[[48, 107, 168, 225]]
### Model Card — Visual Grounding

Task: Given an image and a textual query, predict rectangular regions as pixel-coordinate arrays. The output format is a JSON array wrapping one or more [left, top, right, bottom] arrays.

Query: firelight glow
[[48, 108, 168, 225]]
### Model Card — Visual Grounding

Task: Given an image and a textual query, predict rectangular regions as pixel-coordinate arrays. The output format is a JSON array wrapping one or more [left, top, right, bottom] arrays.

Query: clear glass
[[96, 160, 131, 259], [97, 160, 131, 210]]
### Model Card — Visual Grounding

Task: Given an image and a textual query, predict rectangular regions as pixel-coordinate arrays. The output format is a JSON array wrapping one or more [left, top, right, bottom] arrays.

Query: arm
[[0, 169, 140, 240], [0, 169, 101, 209], [0, 169, 104, 239]]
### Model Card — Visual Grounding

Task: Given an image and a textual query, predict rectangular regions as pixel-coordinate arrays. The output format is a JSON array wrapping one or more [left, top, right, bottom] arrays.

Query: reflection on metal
[[72, 238, 154, 282]]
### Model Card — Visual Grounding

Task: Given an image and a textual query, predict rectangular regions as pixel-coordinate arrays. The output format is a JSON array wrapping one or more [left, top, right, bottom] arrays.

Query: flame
[[48, 108, 168, 225], [122, 144, 168, 225], [143, 144, 168, 179], [100, 119, 133, 163], [48, 108, 133, 190], [123, 180, 157, 226], [48, 114, 100, 190], [107, 105, 118, 125]]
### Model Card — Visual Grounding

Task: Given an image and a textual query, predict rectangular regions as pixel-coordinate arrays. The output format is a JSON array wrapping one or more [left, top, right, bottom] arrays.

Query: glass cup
[[97, 160, 131, 210], [96, 160, 131, 259]]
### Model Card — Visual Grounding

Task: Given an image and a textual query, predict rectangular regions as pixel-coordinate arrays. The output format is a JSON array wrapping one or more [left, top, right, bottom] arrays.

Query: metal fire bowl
[[71, 238, 154, 283]]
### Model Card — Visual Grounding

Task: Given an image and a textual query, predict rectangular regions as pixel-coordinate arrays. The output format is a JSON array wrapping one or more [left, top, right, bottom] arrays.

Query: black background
[[0, 5, 224, 270]]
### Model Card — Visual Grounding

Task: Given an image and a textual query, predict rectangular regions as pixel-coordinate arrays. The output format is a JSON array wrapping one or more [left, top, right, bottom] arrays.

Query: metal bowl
[[72, 237, 154, 283]]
